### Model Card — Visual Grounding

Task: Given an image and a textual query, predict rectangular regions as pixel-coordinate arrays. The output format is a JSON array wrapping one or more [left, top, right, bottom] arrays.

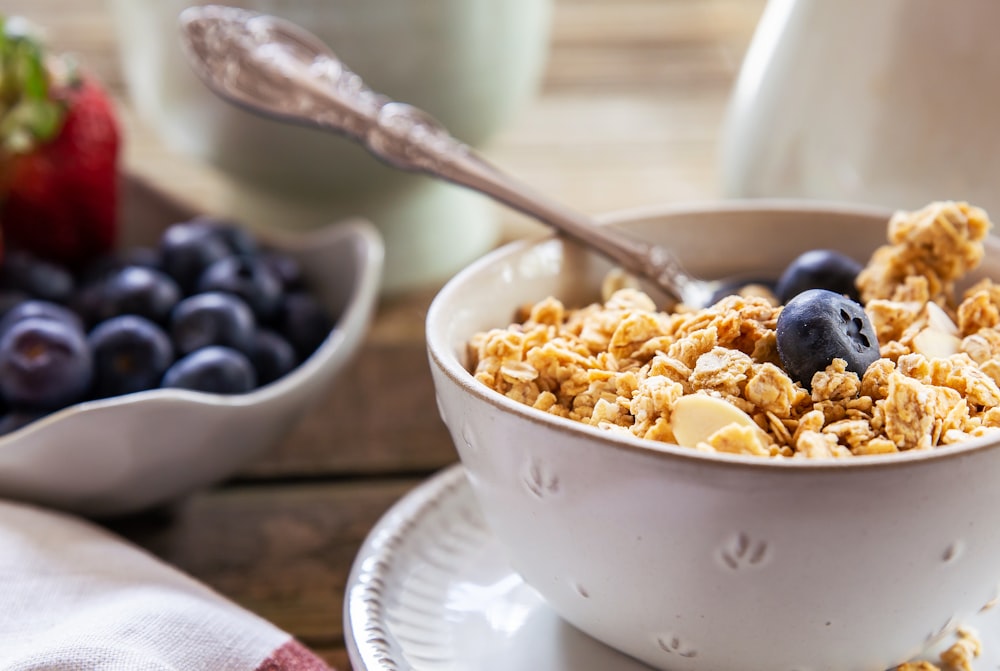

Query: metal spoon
[[178, 4, 724, 308]]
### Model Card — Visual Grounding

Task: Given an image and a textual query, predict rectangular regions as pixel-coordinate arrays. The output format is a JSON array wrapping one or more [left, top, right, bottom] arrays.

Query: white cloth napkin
[[0, 499, 333, 671]]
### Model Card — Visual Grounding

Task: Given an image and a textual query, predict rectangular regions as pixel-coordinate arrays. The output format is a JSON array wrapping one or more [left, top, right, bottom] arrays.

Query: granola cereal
[[469, 200, 1000, 458], [895, 627, 982, 671]]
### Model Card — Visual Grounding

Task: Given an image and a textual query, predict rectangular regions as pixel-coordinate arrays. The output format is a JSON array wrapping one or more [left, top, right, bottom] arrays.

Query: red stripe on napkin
[[255, 639, 333, 671]]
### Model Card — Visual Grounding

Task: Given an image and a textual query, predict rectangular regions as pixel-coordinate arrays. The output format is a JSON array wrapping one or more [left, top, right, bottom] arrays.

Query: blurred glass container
[[719, 0, 1000, 214], [109, 0, 552, 293]]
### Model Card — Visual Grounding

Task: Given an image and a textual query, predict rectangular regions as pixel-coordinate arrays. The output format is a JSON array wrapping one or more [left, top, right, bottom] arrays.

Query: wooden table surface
[[5, 1, 767, 668]]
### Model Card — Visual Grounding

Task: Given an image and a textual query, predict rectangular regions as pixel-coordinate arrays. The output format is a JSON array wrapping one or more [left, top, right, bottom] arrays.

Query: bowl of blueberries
[[0, 178, 383, 516], [427, 200, 1000, 671]]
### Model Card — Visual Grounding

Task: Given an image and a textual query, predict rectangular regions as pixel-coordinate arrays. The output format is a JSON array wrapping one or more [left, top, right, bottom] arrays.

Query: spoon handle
[[180, 6, 701, 305]]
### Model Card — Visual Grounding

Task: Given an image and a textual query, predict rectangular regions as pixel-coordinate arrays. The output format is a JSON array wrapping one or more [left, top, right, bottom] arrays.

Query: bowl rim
[[427, 198, 1000, 472], [0, 217, 384, 445]]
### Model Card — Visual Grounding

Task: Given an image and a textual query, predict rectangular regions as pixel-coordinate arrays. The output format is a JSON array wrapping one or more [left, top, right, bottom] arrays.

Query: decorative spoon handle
[[180, 5, 711, 307]]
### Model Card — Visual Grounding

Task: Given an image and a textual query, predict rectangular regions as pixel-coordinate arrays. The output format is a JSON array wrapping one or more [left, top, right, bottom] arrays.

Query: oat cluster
[[895, 627, 981, 671], [468, 201, 1000, 458]]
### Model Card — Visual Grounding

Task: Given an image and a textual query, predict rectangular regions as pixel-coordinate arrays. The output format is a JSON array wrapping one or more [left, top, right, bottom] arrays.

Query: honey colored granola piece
[[609, 311, 668, 361], [745, 362, 805, 416], [666, 327, 719, 369], [525, 296, 566, 327], [961, 328, 1000, 364], [883, 373, 935, 450], [938, 627, 981, 671], [628, 374, 682, 436], [647, 354, 693, 389], [823, 418, 875, 450], [861, 358, 896, 400], [957, 287, 1000, 334], [894, 663, 940, 671], [857, 201, 992, 303], [811, 358, 862, 403], [690, 347, 753, 397], [928, 354, 1000, 408], [852, 437, 899, 455], [500, 359, 539, 383], [640, 416, 675, 443], [699, 422, 770, 456], [590, 396, 629, 428], [794, 430, 851, 458], [892, 275, 933, 304], [866, 299, 923, 346]]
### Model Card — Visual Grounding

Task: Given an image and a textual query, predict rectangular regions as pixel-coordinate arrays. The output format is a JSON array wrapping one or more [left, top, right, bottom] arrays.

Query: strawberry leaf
[[0, 15, 65, 155]]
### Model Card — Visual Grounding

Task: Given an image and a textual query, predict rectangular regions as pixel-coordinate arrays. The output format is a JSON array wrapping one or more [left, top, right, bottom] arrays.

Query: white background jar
[[719, 0, 1000, 216], [110, 0, 553, 293]]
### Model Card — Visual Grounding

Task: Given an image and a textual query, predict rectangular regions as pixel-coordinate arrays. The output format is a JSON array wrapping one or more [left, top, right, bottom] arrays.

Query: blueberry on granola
[[776, 288, 880, 388]]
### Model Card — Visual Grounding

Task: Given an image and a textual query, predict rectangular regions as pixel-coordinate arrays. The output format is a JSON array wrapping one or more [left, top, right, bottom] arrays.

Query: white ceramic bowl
[[0, 181, 383, 517], [426, 201, 1000, 671]]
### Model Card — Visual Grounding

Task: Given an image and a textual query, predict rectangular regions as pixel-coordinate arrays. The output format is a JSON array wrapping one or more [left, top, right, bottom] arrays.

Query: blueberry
[[186, 216, 259, 257], [79, 246, 162, 285], [776, 289, 880, 388], [197, 255, 283, 321], [276, 292, 333, 360], [0, 250, 75, 303], [170, 291, 256, 356], [248, 329, 298, 385], [70, 282, 109, 330], [775, 249, 864, 304], [159, 220, 234, 293], [258, 250, 304, 291], [0, 317, 93, 409], [161, 346, 257, 394], [98, 266, 182, 325], [88, 315, 174, 398], [0, 300, 85, 337]]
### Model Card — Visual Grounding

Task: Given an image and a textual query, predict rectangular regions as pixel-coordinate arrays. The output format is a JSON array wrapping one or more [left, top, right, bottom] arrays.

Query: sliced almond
[[671, 394, 768, 449], [924, 302, 959, 336], [912, 327, 961, 359]]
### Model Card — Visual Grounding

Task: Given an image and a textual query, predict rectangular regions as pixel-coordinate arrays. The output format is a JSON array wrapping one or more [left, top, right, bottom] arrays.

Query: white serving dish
[[0, 176, 383, 517]]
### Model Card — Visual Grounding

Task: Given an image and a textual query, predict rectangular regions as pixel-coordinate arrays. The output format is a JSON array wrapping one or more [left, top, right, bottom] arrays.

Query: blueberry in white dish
[[158, 220, 235, 294], [197, 255, 283, 322], [0, 299, 84, 337], [0, 249, 75, 304], [97, 265, 182, 325], [0, 316, 93, 409], [277, 291, 333, 360], [776, 288, 880, 388], [170, 291, 256, 356], [161, 345, 257, 394], [89, 315, 174, 397], [248, 329, 298, 386]]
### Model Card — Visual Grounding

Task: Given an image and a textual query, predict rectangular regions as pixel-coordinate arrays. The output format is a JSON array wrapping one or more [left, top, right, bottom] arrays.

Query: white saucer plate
[[344, 465, 1000, 671]]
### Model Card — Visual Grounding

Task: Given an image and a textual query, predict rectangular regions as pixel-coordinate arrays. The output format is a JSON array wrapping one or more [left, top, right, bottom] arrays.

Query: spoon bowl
[[178, 4, 722, 308]]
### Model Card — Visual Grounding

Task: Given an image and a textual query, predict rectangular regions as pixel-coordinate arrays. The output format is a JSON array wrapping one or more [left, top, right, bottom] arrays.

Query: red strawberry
[[0, 17, 120, 269]]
